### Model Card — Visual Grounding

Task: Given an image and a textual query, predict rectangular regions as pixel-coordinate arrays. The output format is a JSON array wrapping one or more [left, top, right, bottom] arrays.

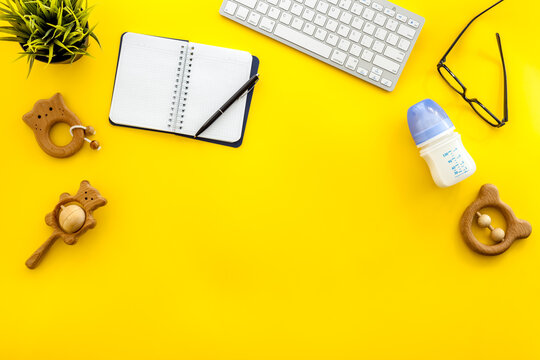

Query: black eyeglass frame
[[437, 0, 508, 128]]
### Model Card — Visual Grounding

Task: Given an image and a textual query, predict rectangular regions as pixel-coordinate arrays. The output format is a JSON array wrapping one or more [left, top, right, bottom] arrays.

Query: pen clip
[[238, 77, 259, 101]]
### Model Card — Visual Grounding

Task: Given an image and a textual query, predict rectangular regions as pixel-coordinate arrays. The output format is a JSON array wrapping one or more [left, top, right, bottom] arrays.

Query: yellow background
[[1, 0, 539, 358]]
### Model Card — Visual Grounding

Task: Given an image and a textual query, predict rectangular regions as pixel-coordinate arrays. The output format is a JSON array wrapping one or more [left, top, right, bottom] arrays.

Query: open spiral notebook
[[109, 32, 259, 147]]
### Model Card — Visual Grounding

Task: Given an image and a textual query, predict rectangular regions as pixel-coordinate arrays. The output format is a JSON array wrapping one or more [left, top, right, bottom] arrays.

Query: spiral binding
[[168, 43, 195, 132]]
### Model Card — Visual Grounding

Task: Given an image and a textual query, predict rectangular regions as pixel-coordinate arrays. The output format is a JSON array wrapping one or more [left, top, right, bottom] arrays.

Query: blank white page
[[179, 43, 253, 143], [110, 33, 184, 132]]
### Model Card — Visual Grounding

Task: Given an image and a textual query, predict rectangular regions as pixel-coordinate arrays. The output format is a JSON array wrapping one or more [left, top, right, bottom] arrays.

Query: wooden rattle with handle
[[25, 181, 107, 269], [460, 184, 532, 256]]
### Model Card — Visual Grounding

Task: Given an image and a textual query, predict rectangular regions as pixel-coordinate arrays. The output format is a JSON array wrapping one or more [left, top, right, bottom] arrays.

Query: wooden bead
[[477, 214, 492, 228], [491, 228, 505, 242], [90, 140, 100, 150], [58, 204, 86, 234], [84, 126, 95, 136]]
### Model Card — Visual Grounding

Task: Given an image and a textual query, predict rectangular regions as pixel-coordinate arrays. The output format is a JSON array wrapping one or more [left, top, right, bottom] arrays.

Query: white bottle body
[[418, 129, 476, 188]]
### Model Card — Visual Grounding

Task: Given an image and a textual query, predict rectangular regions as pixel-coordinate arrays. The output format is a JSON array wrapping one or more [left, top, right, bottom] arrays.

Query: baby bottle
[[407, 99, 476, 188]]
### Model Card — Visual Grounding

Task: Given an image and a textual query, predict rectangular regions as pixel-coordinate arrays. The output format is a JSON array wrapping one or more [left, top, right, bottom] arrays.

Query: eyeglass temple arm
[[496, 33, 508, 123], [439, 0, 505, 64]]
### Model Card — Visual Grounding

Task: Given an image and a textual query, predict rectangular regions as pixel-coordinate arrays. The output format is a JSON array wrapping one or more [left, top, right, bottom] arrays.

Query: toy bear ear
[[51, 93, 64, 106], [22, 111, 34, 126], [478, 184, 500, 201], [517, 219, 533, 239]]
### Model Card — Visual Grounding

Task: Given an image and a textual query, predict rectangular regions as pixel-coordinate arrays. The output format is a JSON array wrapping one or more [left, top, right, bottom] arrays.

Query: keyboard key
[[279, 0, 292, 10], [248, 11, 261, 25], [383, 8, 395, 17], [350, 43, 362, 56], [236, 6, 249, 20], [349, 29, 361, 42], [315, 27, 328, 40], [373, 54, 399, 73], [305, 0, 317, 7], [371, 66, 382, 75], [303, 23, 315, 35], [398, 38, 410, 51], [326, 33, 339, 45], [386, 33, 398, 46], [337, 24, 350, 37], [397, 24, 416, 39], [374, 28, 387, 41], [303, 9, 315, 21], [385, 19, 398, 31], [280, 12, 293, 24], [291, 3, 303, 15], [224, 1, 237, 15], [326, 19, 338, 31], [361, 48, 374, 61], [396, 13, 407, 22], [256, 2, 269, 14], [384, 46, 405, 62], [292, 17, 304, 29], [381, 78, 393, 87], [362, 8, 375, 21], [407, 19, 420, 28], [363, 22, 375, 35], [339, 0, 352, 9], [274, 24, 333, 57], [268, 7, 281, 19], [237, 0, 257, 7], [360, 34, 373, 47], [351, 17, 364, 30], [371, 2, 383, 11], [328, 6, 340, 18], [330, 49, 347, 64], [340, 11, 353, 24], [359, 0, 371, 5], [328, 0, 338, 3], [268, 0, 278, 4], [259, 17, 276, 31], [351, 3, 363, 15], [372, 40, 384, 53], [338, 38, 351, 51], [314, 14, 327, 26], [345, 56, 359, 70], [357, 66, 368, 76], [303, 22, 316, 35], [317, 1, 329, 13], [369, 72, 381, 81], [374, 13, 386, 26]]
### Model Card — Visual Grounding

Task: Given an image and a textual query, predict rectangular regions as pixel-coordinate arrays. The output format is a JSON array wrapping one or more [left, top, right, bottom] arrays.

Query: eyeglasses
[[437, 0, 508, 128]]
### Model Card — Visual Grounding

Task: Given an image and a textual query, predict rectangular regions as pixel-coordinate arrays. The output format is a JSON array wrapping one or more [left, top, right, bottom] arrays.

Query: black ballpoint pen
[[194, 73, 260, 138]]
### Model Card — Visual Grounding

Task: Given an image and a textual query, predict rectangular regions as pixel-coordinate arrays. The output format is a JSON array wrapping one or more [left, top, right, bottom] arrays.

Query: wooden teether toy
[[460, 184, 532, 256], [26, 180, 107, 269], [23, 93, 101, 158]]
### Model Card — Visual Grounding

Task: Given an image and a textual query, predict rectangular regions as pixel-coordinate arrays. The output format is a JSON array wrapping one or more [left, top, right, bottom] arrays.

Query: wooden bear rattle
[[26, 180, 107, 269], [23, 93, 100, 158], [460, 184, 532, 256]]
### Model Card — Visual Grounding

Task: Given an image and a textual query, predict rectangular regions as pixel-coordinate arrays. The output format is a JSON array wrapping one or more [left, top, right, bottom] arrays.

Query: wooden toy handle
[[26, 233, 60, 269]]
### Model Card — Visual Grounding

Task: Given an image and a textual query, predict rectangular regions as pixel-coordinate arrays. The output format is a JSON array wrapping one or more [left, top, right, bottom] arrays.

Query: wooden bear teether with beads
[[26, 180, 107, 269], [460, 184, 532, 256], [23, 93, 100, 158]]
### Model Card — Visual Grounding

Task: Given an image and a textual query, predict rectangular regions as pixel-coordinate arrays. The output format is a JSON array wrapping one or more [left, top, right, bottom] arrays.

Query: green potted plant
[[0, 0, 100, 75]]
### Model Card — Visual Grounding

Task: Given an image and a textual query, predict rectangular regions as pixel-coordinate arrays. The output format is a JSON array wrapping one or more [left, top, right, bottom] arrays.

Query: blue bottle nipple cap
[[407, 99, 455, 146]]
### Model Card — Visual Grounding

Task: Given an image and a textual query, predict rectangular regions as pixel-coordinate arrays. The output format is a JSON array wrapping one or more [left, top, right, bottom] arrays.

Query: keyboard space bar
[[274, 24, 332, 59]]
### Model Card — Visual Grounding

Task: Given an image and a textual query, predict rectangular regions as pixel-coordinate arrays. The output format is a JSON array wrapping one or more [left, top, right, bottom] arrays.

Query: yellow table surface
[[1, 0, 539, 358]]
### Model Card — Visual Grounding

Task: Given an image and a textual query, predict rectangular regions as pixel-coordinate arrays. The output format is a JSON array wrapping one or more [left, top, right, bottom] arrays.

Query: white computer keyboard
[[219, 0, 424, 91]]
